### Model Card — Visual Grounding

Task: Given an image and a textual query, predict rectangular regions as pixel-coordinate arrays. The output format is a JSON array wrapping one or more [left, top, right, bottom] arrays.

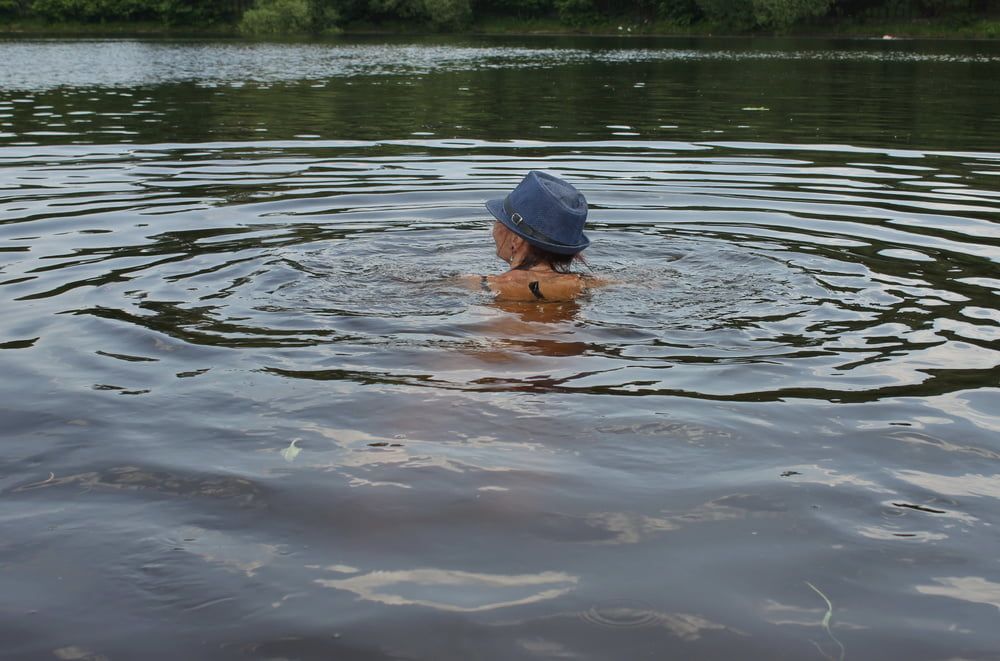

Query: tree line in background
[[0, 0, 994, 33]]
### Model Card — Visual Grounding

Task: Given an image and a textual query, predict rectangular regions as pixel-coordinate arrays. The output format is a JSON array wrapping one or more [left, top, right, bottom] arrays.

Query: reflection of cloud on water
[[517, 638, 579, 658], [931, 389, 1000, 434], [579, 602, 734, 641], [13, 466, 261, 504], [315, 568, 577, 612], [586, 494, 787, 544], [887, 429, 1000, 460], [585, 512, 678, 544], [175, 526, 280, 577], [290, 424, 557, 486], [777, 464, 893, 492], [916, 576, 1000, 612], [856, 525, 947, 542], [761, 598, 866, 630], [892, 470, 1000, 499], [53, 646, 108, 661], [595, 419, 733, 445]]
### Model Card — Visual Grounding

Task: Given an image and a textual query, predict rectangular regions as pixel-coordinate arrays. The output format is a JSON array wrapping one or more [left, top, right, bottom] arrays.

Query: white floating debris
[[281, 439, 301, 463]]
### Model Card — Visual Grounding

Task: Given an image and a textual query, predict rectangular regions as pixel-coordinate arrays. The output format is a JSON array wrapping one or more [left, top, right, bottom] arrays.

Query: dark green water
[[1, 36, 999, 660]]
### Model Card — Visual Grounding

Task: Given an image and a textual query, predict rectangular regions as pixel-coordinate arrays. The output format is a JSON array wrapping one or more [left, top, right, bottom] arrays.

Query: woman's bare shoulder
[[486, 271, 601, 302]]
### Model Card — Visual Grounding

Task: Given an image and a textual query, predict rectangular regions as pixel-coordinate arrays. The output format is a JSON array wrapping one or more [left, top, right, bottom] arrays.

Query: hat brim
[[485, 198, 590, 256]]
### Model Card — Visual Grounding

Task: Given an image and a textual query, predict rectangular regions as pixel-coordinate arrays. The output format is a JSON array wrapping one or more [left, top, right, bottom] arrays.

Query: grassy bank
[[2, 16, 998, 39]]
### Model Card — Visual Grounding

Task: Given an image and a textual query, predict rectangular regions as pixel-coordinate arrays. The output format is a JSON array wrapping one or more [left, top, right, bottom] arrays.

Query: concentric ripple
[[2, 140, 996, 401]]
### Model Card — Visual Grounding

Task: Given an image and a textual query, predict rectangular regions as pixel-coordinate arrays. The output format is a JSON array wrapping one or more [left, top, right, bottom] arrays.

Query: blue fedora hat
[[485, 171, 590, 255]]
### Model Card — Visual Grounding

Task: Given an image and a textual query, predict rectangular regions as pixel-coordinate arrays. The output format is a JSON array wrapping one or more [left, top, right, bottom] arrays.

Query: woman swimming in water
[[481, 171, 594, 302]]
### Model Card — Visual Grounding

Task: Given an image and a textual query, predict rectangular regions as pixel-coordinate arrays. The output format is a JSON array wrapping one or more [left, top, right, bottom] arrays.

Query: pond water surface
[[1, 36, 999, 660]]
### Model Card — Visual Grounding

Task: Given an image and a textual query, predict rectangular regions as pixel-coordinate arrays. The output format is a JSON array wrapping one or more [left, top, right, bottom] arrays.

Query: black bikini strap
[[528, 281, 545, 300]]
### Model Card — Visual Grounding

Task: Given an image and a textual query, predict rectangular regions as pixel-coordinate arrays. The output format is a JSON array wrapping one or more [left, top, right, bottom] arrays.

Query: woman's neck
[[511, 262, 555, 273]]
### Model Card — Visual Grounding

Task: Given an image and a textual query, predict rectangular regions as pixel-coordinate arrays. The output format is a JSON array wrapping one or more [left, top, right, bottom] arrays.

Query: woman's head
[[492, 221, 581, 272], [485, 171, 590, 257]]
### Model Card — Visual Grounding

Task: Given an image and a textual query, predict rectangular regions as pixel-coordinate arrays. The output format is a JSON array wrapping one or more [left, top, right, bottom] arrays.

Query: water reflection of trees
[[8, 53, 998, 151]]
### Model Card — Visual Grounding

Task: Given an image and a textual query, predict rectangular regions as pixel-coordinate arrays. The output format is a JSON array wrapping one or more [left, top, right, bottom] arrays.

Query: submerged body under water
[[1, 36, 999, 660]]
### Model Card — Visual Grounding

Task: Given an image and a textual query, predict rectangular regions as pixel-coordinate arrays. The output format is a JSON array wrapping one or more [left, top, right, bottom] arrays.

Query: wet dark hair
[[512, 244, 586, 273]]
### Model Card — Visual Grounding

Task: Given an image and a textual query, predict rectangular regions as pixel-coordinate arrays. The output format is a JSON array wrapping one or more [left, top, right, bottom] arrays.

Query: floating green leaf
[[281, 438, 301, 463], [805, 581, 845, 661]]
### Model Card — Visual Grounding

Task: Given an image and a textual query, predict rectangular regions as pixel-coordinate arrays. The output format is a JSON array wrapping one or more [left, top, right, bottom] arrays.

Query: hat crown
[[507, 171, 588, 248]]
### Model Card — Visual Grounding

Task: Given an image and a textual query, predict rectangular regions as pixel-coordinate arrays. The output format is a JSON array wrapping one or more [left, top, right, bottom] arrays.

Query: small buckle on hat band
[[511, 212, 524, 226]]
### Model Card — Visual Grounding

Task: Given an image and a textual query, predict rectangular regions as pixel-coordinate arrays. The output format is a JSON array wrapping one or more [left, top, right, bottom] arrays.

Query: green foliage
[[422, 0, 470, 29], [654, 0, 701, 24], [157, 0, 249, 26], [753, 0, 831, 27], [367, 0, 422, 19], [698, 0, 830, 29], [28, 0, 155, 21], [0, 0, 992, 33], [236, 0, 342, 34], [239, 0, 311, 34], [363, 0, 469, 29], [554, 0, 595, 24], [471, 0, 552, 19], [0, 0, 27, 16], [16, 0, 246, 23], [309, 0, 342, 31], [831, 0, 980, 19], [696, 0, 755, 28]]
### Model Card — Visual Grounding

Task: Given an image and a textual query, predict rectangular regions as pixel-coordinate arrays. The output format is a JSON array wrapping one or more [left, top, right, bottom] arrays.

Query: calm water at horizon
[[1, 36, 999, 660]]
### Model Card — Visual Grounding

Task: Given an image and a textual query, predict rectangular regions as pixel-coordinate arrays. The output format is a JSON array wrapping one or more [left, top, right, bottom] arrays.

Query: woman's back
[[484, 270, 591, 302]]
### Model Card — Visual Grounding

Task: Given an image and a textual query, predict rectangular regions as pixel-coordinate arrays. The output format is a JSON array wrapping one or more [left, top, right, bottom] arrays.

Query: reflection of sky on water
[[856, 526, 947, 542], [2, 41, 999, 91], [916, 577, 1000, 612], [577, 603, 733, 640], [774, 464, 892, 492], [288, 423, 560, 489], [929, 389, 1000, 434], [892, 471, 1000, 499], [762, 597, 866, 630], [885, 428, 1000, 460], [315, 567, 577, 612], [584, 511, 679, 544], [174, 526, 279, 578]]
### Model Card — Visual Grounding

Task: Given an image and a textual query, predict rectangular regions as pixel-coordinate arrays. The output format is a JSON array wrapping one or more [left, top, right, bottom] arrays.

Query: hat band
[[503, 197, 577, 248]]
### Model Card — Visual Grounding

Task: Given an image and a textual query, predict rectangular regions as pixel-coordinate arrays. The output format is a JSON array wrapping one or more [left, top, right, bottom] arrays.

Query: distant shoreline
[[1, 17, 998, 40]]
